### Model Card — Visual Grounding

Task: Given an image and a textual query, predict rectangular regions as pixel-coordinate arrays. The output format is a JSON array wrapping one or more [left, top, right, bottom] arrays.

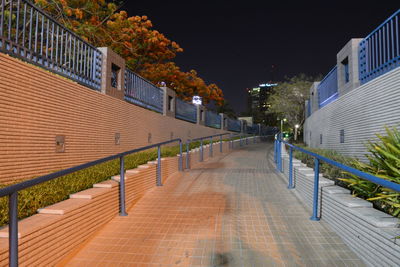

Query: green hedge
[[0, 140, 212, 226]]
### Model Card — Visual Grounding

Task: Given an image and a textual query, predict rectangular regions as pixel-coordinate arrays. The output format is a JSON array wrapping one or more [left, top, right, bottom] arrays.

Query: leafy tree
[[140, 63, 224, 105], [34, 0, 224, 105], [268, 74, 316, 129]]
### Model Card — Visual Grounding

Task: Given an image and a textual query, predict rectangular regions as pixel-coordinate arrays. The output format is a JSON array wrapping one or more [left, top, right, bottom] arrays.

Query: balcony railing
[[318, 66, 338, 108], [205, 110, 221, 129], [175, 98, 197, 123], [227, 118, 241, 132], [359, 10, 400, 84], [124, 69, 164, 113], [0, 0, 102, 90]]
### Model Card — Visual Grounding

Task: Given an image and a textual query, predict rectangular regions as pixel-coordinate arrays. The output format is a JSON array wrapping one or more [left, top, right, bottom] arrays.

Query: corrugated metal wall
[[304, 66, 400, 161]]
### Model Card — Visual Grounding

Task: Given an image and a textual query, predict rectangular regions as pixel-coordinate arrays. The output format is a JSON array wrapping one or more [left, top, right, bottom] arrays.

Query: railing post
[[9, 192, 18, 267], [280, 140, 283, 172], [288, 146, 294, 189], [200, 139, 204, 162], [253, 134, 256, 143], [179, 140, 183, 171], [220, 135, 223, 153], [230, 134, 233, 149], [246, 136, 249, 145], [186, 140, 190, 169], [157, 145, 162, 186], [310, 158, 320, 221], [276, 140, 281, 172], [240, 135, 242, 147], [209, 137, 213, 157], [119, 156, 127, 216], [274, 139, 277, 163]]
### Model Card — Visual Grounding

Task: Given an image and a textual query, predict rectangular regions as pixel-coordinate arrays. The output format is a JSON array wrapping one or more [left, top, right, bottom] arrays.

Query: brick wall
[[0, 53, 229, 183], [0, 139, 242, 266]]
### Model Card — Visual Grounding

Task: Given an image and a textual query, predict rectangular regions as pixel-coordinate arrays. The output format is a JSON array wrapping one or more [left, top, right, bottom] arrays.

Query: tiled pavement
[[63, 143, 364, 267]]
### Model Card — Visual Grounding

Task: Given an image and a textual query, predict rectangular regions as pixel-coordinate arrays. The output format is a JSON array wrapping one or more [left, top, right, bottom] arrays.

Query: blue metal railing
[[261, 126, 279, 136], [246, 124, 259, 134], [274, 136, 400, 221], [205, 110, 221, 129], [359, 9, 400, 85], [185, 133, 256, 168], [227, 118, 241, 132], [175, 98, 197, 123], [124, 69, 164, 113], [0, 131, 257, 266], [318, 66, 338, 108], [0, 138, 184, 266], [0, 0, 102, 90]]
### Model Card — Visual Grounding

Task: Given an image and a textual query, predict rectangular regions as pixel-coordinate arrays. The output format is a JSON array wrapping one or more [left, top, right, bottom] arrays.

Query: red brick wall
[[0, 53, 228, 183]]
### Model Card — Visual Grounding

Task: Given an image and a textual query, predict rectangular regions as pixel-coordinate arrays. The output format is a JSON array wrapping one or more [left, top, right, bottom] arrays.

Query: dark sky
[[125, 2, 399, 114]]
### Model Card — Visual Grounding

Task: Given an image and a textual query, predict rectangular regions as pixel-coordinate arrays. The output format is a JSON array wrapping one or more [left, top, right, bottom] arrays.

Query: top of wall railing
[[0, 0, 103, 90], [359, 9, 400, 85], [318, 66, 338, 108], [124, 69, 164, 113]]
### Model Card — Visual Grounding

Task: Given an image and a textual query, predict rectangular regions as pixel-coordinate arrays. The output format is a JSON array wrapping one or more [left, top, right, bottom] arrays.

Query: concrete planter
[[278, 145, 400, 267]]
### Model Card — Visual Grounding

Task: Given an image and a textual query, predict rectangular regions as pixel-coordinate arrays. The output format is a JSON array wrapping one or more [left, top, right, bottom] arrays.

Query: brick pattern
[[0, 53, 228, 183], [65, 142, 363, 266], [0, 140, 236, 266]]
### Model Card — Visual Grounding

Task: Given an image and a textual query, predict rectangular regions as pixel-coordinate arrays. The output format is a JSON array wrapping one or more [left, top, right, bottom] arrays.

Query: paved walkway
[[64, 143, 364, 267]]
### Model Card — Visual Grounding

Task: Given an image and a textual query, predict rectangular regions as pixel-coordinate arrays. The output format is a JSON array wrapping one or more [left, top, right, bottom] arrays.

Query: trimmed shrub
[[0, 140, 220, 226]]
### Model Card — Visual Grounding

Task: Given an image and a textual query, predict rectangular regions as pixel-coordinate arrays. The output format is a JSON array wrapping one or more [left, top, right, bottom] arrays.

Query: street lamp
[[294, 124, 299, 141], [280, 118, 287, 133]]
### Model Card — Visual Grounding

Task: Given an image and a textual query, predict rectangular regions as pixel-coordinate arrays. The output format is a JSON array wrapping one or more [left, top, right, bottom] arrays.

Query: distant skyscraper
[[247, 83, 278, 125]]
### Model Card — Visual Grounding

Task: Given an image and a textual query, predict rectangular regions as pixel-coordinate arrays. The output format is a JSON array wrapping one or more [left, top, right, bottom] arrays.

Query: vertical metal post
[[246, 136, 249, 145], [278, 140, 282, 172], [179, 140, 183, 171], [9, 192, 18, 267], [119, 156, 127, 216], [209, 137, 213, 157], [186, 140, 190, 169], [200, 139, 203, 162], [310, 158, 320, 221], [219, 135, 223, 153], [157, 145, 162, 186], [288, 146, 294, 189], [240, 135, 242, 147], [274, 139, 277, 163], [230, 134, 233, 149]]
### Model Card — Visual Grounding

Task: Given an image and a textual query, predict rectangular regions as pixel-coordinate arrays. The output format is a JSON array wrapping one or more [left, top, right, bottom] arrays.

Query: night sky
[[125, 2, 399, 114]]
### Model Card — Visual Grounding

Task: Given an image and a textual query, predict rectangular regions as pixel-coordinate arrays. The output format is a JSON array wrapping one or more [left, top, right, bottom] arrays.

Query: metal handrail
[[2, 138, 185, 266], [2, 132, 261, 266], [185, 133, 258, 169], [274, 135, 400, 222]]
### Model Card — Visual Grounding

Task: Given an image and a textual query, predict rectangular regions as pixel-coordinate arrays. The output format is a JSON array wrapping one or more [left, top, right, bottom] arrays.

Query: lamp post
[[280, 118, 287, 133]]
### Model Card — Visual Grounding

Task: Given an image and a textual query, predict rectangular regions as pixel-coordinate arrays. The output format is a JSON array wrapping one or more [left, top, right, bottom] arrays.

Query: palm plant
[[340, 126, 400, 217]]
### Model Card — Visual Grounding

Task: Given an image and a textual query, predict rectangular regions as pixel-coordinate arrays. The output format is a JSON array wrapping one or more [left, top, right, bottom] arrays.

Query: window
[[342, 57, 349, 83], [340, 130, 345, 143], [168, 96, 174, 111], [111, 64, 120, 88], [320, 134, 323, 144]]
